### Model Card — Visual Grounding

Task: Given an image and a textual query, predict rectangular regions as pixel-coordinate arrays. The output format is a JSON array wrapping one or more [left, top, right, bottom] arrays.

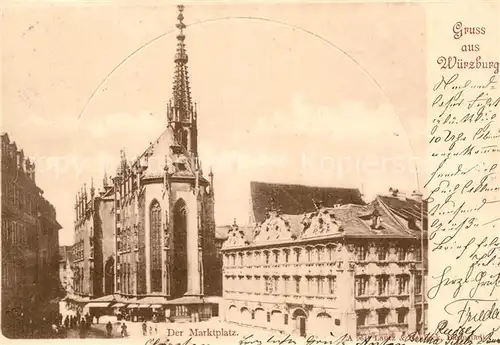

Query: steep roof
[[377, 194, 428, 233], [222, 185, 426, 250], [250, 181, 365, 223]]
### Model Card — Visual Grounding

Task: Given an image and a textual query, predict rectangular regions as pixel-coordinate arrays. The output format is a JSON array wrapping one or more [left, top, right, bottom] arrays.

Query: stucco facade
[[221, 184, 428, 339]]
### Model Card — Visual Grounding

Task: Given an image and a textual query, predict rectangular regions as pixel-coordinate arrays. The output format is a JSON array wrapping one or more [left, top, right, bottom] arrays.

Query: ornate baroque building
[[221, 182, 428, 339], [70, 5, 220, 320], [1, 133, 63, 338]]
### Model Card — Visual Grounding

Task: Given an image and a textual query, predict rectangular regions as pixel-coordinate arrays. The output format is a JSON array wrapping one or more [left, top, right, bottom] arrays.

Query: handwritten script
[[427, 20, 500, 340]]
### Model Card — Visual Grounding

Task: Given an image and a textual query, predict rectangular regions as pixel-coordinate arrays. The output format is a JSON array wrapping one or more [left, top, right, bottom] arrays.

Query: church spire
[[167, 5, 198, 156]]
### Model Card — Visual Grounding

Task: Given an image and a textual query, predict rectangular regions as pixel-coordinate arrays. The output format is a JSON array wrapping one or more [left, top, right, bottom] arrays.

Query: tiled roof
[[222, 191, 426, 249], [250, 181, 364, 223], [377, 194, 427, 232]]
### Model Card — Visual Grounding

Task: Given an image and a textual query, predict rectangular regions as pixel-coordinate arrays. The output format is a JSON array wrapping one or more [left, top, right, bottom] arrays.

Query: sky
[[1, 3, 427, 245]]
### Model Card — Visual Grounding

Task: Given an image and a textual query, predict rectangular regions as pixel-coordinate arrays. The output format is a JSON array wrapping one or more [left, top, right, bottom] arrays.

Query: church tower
[[112, 5, 219, 321], [166, 4, 199, 161]]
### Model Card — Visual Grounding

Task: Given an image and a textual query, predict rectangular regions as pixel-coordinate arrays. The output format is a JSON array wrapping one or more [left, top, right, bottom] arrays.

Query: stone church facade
[[71, 5, 220, 320]]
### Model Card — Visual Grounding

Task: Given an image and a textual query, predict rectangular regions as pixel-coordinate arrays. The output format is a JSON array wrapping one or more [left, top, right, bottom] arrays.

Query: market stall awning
[[87, 302, 111, 308], [112, 303, 127, 308], [126, 304, 139, 309], [151, 304, 162, 309], [137, 296, 168, 305], [138, 305, 150, 309], [163, 296, 205, 305]]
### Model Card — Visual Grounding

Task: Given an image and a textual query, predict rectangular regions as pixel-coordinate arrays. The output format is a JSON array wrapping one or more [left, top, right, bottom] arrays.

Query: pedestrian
[[142, 321, 147, 336], [106, 321, 113, 338], [120, 322, 127, 337]]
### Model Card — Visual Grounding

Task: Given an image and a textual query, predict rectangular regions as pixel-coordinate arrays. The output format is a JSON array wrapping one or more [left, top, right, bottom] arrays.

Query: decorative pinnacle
[[176, 5, 186, 33], [169, 3, 193, 127], [175, 5, 188, 64]]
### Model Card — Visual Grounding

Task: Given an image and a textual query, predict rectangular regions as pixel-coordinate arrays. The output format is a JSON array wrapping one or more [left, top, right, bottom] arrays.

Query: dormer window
[[174, 162, 187, 172], [408, 216, 417, 230], [371, 209, 381, 229]]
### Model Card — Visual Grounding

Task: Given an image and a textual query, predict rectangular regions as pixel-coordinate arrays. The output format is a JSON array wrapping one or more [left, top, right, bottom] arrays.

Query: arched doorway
[[254, 308, 266, 326], [292, 308, 308, 337], [104, 256, 114, 295], [150, 200, 162, 292], [171, 199, 188, 298], [271, 310, 284, 329], [228, 305, 237, 321], [315, 312, 333, 336], [241, 307, 251, 324]]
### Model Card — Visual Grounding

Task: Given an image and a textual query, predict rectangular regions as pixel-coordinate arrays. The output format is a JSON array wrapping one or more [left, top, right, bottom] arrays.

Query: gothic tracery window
[[150, 200, 162, 292]]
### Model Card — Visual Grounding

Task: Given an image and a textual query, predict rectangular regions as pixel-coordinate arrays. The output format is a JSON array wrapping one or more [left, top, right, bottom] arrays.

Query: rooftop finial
[[175, 5, 188, 65]]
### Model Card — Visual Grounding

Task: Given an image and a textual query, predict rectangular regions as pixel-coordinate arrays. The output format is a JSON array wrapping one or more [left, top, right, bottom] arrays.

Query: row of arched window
[[354, 274, 411, 297], [2, 179, 36, 216], [2, 219, 35, 248], [117, 261, 138, 295], [73, 239, 84, 261], [354, 244, 422, 262], [224, 245, 340, 267], [224, 274, 337, 296], [356, 307, 409, 326]]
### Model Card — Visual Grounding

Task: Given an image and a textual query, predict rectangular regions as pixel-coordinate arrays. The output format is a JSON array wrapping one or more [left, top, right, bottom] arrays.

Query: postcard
[[1, 1, 499, 344]]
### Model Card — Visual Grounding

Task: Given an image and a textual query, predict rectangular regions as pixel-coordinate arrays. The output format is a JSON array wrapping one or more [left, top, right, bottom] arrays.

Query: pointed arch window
[[150, 200, 162, 292]]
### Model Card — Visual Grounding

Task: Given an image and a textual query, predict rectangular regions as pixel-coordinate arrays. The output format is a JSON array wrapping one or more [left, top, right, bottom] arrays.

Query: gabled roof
[[250, 181, 365, 223]]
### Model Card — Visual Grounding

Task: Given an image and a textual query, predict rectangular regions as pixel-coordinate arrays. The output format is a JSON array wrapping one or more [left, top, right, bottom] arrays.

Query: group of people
[[142, 321, 160, 337], [3, 307, 61, 339], [49, 312, 94, 338]]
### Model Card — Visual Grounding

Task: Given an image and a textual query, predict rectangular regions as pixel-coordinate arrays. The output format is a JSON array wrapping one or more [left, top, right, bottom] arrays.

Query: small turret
[[208, 167, 214, 196]]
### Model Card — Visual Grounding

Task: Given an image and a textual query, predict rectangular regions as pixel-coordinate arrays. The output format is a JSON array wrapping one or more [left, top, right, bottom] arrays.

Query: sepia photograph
[[1, 2, 430, 341]]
